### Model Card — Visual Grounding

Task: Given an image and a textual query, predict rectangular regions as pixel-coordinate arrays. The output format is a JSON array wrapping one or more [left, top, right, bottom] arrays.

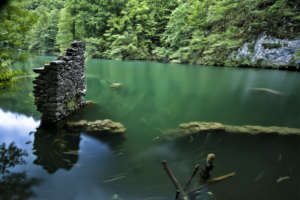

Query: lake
[[0, 56, 299, 200]]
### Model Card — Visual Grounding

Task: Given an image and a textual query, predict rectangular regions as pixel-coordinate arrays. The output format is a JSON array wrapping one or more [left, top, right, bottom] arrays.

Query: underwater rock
[[66, 119, 126, 134], [165, 121, 300, 140]]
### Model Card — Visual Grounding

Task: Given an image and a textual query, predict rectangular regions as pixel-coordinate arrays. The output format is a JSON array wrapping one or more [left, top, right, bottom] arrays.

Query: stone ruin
[[33, 41, 87, 123]]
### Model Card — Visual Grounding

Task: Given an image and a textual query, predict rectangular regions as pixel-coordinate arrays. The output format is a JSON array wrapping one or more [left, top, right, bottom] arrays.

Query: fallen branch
[[183, 164, 199, 191], [161, 160, 189, 200], [162, 154, 236, 199], [187, 172, 236, 195]]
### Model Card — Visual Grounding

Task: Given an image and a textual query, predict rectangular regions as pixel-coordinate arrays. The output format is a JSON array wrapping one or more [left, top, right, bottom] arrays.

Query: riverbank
[[85, 55, 300, 72]]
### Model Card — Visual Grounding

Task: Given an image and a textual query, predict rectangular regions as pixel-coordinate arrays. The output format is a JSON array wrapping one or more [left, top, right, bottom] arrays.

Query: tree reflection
[[0, 142, 41, 200], [0, 142, 28, 175], [0, 172, 41, 200], [33, 128, 81, 174]]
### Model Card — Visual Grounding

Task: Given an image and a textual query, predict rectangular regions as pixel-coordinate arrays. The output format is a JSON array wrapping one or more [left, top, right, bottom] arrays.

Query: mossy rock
[[248, 43, 255, 53], [262, 43, 281, 49]]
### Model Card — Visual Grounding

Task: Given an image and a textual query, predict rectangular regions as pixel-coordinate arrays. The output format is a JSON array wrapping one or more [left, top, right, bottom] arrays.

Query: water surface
[[0, 56, 299, 200]]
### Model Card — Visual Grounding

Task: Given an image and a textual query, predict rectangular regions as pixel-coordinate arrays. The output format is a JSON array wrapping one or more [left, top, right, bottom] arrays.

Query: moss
[[67, 100, 78, 111], [248, 43, 255, 53], [262, 42, 281, 49]]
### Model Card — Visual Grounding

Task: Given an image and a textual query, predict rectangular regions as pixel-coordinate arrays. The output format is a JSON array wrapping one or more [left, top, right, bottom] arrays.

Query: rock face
[[33, 41, 87, 123], [165, 121, 300, 140], [66, 119, 126, 134], [235, 33, 300, 66]]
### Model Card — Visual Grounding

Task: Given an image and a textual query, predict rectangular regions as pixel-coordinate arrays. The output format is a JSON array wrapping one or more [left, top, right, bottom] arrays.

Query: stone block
[[67, 47, 78, 52], [61, 56, 73, 61], [50, 60, 67, 66], [33, 79, 46, 85], [33, 67, 45, 73], [45, 65, 63, 71], [66, 52, 74, 56], [44, 103, 58, 108], [48, 96, 64, 103]]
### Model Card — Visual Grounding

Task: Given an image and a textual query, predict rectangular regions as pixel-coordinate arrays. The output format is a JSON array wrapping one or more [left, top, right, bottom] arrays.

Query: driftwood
[[162, 154, 236, 199], [161, 160, 189, 200], [187, 172, 236, 195], [199, 153, 215, 184], [183, 164, 199, 191]]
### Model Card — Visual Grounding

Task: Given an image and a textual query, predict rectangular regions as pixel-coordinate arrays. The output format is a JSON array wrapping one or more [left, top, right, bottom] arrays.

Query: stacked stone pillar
[[33, 41, 87, 123]]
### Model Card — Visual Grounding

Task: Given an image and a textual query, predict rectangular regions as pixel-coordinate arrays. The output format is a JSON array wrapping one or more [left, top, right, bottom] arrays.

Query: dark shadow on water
[[32, 128, 81, 174], [82, 131, 127, 150], [32, 122, 126, 174]]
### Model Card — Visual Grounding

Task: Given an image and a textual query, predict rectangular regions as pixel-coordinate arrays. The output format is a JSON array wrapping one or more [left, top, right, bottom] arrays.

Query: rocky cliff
[[235, 33, 300, 66]]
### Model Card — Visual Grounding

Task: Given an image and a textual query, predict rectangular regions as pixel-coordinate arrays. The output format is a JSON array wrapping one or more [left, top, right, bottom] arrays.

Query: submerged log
[[164, 121, 300, 140]]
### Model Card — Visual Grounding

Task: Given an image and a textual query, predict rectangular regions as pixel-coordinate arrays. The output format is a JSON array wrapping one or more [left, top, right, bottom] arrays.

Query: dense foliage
[[0, 0, 36, 83], [1, 0, 300, 70]]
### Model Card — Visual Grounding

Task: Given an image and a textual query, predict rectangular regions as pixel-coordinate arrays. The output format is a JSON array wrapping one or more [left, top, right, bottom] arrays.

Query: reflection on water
[[0, 142, 41, 200], [0, 57, 299, 199], [0, 172, 41, 200], [0, 142, 28, 175], [32, 128, 81, 174]]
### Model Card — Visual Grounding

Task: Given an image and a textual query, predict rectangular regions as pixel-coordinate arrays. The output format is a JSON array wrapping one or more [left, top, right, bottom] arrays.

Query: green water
[[0, 56, 299, 200]]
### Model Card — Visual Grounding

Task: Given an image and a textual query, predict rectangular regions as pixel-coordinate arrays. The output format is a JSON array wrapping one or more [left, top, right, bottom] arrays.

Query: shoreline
[[34, 54, 300, 72]]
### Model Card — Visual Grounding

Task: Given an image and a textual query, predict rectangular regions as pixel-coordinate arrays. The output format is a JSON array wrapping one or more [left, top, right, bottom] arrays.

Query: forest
[[0, 0, 300, 81], [1, 1, 300, 199]]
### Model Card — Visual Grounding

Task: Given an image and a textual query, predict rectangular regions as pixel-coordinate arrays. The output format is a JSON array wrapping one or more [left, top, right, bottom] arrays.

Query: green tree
[[56, 8, 74, 53], [0, 0, 37, 82]]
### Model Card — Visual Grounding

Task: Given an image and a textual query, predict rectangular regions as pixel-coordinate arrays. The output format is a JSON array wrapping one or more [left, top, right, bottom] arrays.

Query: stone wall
[[33, 41, 87, 123]]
